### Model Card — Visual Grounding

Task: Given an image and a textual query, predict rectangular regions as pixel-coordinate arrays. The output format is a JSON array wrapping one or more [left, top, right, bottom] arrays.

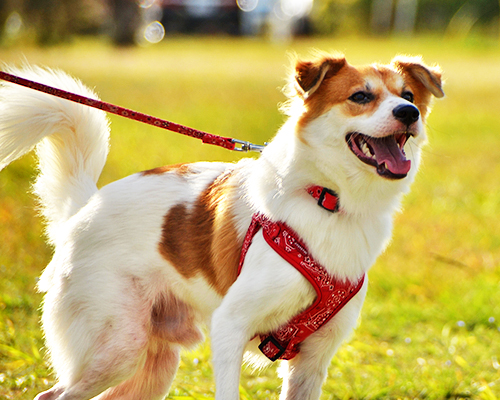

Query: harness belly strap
[[237, 212, 365, 361]]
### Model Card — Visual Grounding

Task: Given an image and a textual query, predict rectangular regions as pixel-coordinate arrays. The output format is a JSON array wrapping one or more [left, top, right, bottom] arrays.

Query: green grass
[[1, 35, 499, 399]]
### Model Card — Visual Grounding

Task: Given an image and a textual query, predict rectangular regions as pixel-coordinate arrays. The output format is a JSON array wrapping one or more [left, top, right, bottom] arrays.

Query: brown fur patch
[[295, 57, 346, 96], [297, 62, 366, 130], [141, 163, 191, 176], [340, 66, 389, 118], [390, 59, 443, 120], [98, 340, 181, 400], [150, 292, 203, 346], [403, 76, 432, 120], [158, 170, 242, 296]]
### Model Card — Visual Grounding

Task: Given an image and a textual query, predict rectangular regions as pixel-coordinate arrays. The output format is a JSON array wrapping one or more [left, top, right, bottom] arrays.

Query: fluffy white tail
[[0, 66, 110, 243]]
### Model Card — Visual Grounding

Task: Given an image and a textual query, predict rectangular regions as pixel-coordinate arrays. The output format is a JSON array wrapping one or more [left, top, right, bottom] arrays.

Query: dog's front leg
[[277, 331, 351, 400], [211, 303, 251, 400], [278, 283, 368, 400], [277, 345, 336, 400], [210, 246, 301, 400]]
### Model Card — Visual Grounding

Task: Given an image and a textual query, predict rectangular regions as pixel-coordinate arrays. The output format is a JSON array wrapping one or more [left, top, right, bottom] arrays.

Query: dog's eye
[[402, 91, 414, 103], [349, 91, 373, 104]]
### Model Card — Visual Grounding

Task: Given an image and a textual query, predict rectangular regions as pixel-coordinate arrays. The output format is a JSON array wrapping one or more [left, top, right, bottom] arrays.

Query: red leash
[[0, 71, 265, 153]]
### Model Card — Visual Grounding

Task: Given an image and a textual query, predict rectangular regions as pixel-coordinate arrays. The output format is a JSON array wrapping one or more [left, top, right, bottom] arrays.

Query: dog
[[0, 52, 443, 400]]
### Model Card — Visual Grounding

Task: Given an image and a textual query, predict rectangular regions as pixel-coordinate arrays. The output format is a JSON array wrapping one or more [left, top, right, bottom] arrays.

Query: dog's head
[[283, 53, 443, 195]]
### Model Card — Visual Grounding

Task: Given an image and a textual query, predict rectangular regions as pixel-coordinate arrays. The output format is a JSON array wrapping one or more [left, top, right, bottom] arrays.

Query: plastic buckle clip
[[259, 335, 287, 362], [318, 187, 339, 213]]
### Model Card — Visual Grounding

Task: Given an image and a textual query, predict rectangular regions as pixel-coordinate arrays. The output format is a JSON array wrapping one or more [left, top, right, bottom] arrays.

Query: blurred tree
[[311, 0, 372, 35], [370, 0, 418, 35], [394, 0, 418, 34], [109, 0, 141, 46], [370, 0, 393, 34], [418, 0, 499, 35], [26, 0, 73, 45], [0, 0, 22, 42], [311, 0, 499, 37], [0, 0, 109, 45]]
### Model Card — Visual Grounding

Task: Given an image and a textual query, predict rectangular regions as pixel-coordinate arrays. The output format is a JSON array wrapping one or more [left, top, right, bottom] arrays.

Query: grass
[[0, 35, 499, 399]]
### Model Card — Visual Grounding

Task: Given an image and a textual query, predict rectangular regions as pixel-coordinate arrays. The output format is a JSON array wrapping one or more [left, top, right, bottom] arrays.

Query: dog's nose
[[393, 104, 420, 126]]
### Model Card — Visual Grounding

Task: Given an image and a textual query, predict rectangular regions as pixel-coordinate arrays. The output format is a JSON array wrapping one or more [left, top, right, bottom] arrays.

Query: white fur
[[0, 66, 109, 244], [0, 58, 441, 400]]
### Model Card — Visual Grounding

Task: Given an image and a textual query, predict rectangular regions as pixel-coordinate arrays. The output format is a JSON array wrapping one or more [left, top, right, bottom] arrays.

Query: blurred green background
[[0, 1, 500, 399], [0, 0, 499, 45]]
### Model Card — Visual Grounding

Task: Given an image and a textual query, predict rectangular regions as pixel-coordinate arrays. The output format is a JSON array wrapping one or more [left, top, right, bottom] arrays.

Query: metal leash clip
[[232, 139, 267, 153]]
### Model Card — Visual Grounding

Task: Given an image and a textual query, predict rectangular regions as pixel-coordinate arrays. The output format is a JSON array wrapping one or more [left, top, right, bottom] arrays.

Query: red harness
[[238, 186, 365, 361]]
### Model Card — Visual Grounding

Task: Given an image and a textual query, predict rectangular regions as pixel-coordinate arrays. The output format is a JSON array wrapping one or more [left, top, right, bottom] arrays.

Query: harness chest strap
[[237, 189, 365, 361]]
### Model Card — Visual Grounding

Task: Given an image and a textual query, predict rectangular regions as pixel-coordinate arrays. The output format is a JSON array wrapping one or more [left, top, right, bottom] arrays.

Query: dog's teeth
[[361, 142, 372, 158]]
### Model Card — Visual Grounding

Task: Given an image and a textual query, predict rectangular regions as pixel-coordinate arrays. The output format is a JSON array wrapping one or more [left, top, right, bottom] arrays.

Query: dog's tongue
[[368, 136, 411, 176]]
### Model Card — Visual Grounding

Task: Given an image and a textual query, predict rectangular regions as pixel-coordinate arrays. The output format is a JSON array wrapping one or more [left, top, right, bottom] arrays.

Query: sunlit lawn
[[0, 35, 499, 399]]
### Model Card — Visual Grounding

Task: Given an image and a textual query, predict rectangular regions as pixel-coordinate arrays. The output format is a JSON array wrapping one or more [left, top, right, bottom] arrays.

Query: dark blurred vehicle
[[159, 0, 240, 35]]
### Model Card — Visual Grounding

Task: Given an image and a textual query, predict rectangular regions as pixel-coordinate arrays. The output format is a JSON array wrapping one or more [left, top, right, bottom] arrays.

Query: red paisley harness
[[238, 186, 365, 361]]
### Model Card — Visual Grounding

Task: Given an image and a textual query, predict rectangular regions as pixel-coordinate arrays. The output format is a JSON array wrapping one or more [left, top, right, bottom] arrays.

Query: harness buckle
[[258, 335, 287, 361]]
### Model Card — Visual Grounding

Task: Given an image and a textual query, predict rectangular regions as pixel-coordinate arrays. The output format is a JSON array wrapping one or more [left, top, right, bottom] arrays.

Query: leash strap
[[238, 213, 365, 361], [0, 70, 264, 152]]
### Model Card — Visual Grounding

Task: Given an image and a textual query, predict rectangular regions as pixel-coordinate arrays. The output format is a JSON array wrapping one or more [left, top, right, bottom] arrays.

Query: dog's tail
[[0, 66, 110, 243]]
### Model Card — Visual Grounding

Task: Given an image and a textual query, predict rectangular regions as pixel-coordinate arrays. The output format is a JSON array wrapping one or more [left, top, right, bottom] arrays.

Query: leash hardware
[[232, 139, 267, 153]]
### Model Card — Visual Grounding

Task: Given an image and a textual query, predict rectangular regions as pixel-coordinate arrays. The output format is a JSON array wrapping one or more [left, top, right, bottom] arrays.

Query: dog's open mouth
[[346, 132, 411, 180]]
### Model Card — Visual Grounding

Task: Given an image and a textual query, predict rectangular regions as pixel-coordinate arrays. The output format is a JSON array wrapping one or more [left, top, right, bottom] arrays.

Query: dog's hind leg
[[93, 292, 204, 400], [35, 339, 181, 400], [34, 317, 151, 400], [94, 340, 181, 400], [36, 277, 203, 400], [34, 272, 153, 400], [35, 339, 182, 400], [34, 386, 64, 400]]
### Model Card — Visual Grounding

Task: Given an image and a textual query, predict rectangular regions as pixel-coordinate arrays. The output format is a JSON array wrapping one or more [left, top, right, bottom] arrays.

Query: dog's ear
[[391, 56, 445, 98], [295, 56, 346, 99]]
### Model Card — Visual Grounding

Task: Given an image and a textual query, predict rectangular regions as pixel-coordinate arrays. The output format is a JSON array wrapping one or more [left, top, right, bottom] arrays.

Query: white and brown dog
[[0, 53, 443, 400]]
